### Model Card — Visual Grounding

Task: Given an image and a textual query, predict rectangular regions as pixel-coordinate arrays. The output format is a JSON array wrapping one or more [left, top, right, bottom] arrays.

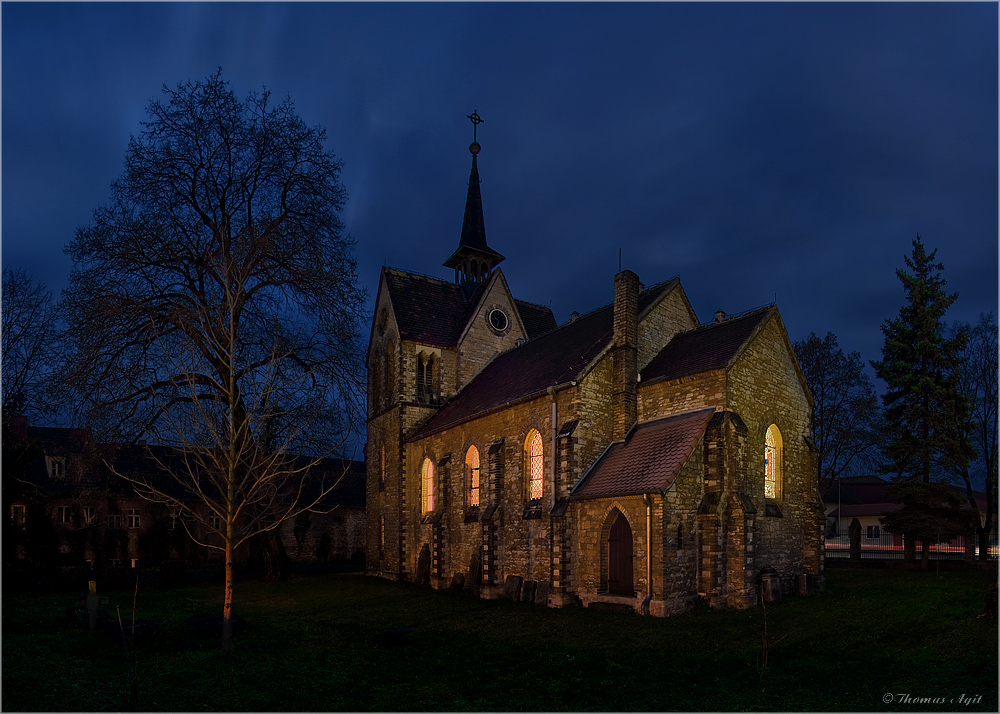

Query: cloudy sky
[[3, 3, 997, 386]]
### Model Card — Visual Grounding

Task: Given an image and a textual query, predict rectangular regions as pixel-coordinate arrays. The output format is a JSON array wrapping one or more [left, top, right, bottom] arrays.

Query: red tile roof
[[571, 408, 717, 499], [641, 306, 774, 384], [409, 279, 679, 440]]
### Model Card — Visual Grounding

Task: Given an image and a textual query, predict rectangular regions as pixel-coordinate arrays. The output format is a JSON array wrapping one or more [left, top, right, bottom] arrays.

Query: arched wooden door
[[607, 511, 634, 595]]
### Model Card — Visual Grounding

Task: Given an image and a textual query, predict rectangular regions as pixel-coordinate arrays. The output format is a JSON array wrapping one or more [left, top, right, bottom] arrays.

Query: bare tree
[[61, 71, 365, 655], [1, 268, 61, 423], [794, 332, 881, 497], [951, 313, 998, 559]]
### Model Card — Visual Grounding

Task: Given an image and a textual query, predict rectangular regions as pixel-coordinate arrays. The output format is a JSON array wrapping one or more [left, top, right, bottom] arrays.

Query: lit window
[[58, 505, 72, 524], [467, 446, 480, 507], [527, 430, 543, 501], [764, 424, 782, 500], [127, 508, 141, 529], [421, 458, 434, 513]]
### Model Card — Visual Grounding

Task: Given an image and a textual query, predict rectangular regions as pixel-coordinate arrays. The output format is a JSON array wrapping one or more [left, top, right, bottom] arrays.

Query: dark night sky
[[3, 3, 997, 392]]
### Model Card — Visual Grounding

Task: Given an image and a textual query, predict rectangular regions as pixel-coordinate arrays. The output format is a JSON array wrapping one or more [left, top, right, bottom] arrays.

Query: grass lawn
[[2, 566, 997, 711]]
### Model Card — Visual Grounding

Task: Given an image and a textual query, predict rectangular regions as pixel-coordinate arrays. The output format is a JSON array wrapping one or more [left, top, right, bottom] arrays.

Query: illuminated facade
[[365, 131, 824, 613]]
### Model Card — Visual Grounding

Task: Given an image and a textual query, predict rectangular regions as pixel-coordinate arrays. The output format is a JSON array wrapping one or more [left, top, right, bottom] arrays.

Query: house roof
[[409, 278, 680, 440], [641, 306, 775, 384], [571, 408, 716, 499], [382, 268, 556, 347], [13, 425, 365, 509], [824, 474, 989, 517]]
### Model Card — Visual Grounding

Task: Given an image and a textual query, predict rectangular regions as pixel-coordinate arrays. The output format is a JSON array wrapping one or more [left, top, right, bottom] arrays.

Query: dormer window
[[47, 456, 66, 480]]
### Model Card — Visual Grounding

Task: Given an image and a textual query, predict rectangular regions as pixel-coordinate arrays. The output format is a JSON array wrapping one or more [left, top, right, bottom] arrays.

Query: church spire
[[444, 110, 505, 288]]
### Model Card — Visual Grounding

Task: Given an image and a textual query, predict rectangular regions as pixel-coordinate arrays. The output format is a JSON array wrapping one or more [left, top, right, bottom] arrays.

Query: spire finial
[[467, 110, 483, 155]]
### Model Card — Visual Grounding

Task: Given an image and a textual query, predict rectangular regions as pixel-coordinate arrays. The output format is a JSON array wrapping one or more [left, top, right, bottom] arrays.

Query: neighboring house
[[824, 474, 993, 544], [4, 418, 365, 572], [366, 135, 825, 615]]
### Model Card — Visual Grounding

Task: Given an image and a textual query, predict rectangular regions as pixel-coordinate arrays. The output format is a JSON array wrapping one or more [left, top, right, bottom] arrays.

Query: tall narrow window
[[421, 458, 434, 513], [466, 446, 481, 507], [127, 508, 141, 529], [379, 443, 386, 491], [385, 340, 396, 403], [370, 351, 382, 411], [426, 354, 437, 401], [526, 430, 543, 501], [764, 424, 782, 500], [417, 352, 426, 401]]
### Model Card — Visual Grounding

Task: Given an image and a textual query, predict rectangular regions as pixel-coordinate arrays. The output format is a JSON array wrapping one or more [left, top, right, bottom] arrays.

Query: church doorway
[[607, 510, 634, 596]]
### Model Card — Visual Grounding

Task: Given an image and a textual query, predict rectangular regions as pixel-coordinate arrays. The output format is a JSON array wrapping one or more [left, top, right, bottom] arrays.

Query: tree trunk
[[222, 530, 234, 657], [920, 540, 929, 570], [978, 524, 990, 561]]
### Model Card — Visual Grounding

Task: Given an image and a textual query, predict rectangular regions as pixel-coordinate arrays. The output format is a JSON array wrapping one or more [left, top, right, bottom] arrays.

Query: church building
[[365, 120, 824, 615]]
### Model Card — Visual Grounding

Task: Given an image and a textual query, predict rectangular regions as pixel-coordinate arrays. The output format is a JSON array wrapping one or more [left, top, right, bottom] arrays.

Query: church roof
[[383, 268, 556, 347], [571, 408, 717, 499], [640, 305, 775, 384], [409, 279, 680, 440]]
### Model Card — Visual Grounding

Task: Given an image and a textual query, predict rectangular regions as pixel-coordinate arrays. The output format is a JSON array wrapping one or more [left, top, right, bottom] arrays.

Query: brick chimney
[[612, 270, 639, 442]]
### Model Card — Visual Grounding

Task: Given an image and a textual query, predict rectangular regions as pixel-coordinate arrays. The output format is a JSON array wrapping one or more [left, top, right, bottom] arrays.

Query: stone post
[[849, 517, 862, 561], [86, 580, 99, 631]]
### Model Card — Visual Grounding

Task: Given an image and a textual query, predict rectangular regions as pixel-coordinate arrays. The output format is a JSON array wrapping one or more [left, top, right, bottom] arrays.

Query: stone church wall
[[637, 286, 699, 370], [638, 369, 727, 421], [726, 315, 822, 591], [404, 388, 578, 590]]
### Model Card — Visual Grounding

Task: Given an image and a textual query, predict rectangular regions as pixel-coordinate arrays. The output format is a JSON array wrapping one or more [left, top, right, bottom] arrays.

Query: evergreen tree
[[871, 236, 974, 567]]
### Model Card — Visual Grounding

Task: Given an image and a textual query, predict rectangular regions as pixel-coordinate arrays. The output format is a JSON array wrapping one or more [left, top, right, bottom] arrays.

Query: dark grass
[[3, 567, 997, 711]]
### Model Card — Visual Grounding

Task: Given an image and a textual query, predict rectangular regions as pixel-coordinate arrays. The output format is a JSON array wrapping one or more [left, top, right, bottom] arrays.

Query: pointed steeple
[[444, 111, 505, 288]]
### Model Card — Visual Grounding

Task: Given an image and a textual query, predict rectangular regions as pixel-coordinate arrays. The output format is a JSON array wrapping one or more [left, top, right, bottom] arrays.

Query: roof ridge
[[513, 296, 553, 311], [384, 266, 456, 286], [694, 303, 775, 330]]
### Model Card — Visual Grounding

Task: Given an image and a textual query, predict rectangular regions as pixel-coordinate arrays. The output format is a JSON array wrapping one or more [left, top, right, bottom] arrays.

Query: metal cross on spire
[[467, 110, 483, 155], [467, 110, 484, 141]]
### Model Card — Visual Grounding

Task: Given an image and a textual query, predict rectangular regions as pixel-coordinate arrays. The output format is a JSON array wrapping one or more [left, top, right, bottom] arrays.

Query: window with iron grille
[[526, 430, 543, 501], [466, 445, 480, 507]]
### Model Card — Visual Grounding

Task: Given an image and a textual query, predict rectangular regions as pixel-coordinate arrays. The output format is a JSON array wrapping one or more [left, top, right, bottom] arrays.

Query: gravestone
[[796, 573, 815, 596], [520, 580, 536, 603], [415, 544, 431, 586], [760, 567, 782, 603], [500, 574, 523, 601], [466, 551, 482, 592], [534, 580, 551, 606], [449, 572, 465, 591]]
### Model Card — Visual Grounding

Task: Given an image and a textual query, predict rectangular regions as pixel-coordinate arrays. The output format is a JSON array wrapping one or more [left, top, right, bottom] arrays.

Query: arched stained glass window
[[764, 424, 782, 500], [421, 457, 434, 513], [466, 446, 480, 507], [527, 430, 543, 501]]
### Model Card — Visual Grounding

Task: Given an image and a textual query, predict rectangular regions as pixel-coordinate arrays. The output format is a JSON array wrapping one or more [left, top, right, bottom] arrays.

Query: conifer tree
[[871, 236, 974, 567]]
